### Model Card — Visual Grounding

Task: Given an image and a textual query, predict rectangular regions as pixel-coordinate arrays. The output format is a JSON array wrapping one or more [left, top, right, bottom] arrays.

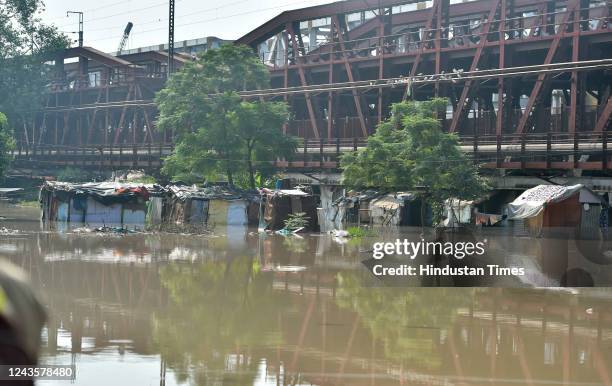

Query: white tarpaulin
[[278, 189, 309, 196], [507, 184, 584, 220]]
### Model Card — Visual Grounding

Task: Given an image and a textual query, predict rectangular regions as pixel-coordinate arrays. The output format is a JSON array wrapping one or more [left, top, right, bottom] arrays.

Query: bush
[[283, 212, 309, 231], [57, 167, 93, 182]]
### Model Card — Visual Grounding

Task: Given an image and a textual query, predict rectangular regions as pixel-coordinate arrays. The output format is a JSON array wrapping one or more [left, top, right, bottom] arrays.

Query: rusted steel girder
[[403, 0, 439, 100], [569, 0, 587, 134], [514, 0, 580, 135], [237, 0, 418, 47], [85, 87, 105, 144], [448, 0, 501, 133], [496, 0, 509, 136], [36, 94, 52, 145], [287, 22, 320, 139], [331, 15, 368, 137], [60, 91, 77, 145], [113, 84, 135, 145], [595, 97, 612, 132]]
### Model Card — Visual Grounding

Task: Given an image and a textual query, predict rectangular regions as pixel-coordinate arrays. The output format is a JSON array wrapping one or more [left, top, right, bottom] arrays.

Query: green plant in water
[[347, 226, 377, 238], [283, 212, 309, 231]]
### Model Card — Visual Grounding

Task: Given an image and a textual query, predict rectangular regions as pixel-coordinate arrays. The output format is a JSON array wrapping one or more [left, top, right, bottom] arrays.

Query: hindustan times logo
[[372, 239, 486, 260]]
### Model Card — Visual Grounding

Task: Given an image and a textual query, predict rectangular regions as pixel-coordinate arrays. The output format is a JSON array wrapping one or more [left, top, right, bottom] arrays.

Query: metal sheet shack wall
[[264, 193, 318, 230], [207, 199, 248, 226], [39, 183, 150, 229]]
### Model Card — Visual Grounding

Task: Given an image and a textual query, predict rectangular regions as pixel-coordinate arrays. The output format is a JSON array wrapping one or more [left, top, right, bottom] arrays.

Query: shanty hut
[[369, 193, 433, 226], [324, 190, 382, 229], [164, 185, 254, 226], [325, 191, 432, 228], [262, 188, 318, 230], [39, 181, 154, 229], [507, 184, 605, 237]]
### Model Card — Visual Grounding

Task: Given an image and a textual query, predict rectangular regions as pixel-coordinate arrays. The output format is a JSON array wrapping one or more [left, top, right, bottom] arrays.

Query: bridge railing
[[12, 131, 611, 171], [12, 142, 175, 169]]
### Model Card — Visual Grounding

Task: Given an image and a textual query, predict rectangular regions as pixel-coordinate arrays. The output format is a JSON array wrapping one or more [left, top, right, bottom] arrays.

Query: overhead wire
[[54, 0, 177, 29], [67, 0, 318, 45], [80, 0, 252, 34]]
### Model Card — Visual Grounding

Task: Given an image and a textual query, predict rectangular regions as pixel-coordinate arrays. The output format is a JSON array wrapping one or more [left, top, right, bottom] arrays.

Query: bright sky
[[39, 0, 335, 53]]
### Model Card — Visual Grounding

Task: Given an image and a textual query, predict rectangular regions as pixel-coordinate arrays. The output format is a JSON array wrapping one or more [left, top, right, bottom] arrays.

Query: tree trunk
[[226, 168, 234, 186], [421, 198, 425, 230], [247, 144, 256, 189]]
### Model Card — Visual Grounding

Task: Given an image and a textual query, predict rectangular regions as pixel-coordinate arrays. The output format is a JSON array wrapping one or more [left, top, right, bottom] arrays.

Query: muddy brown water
[[1, 204, 612, 385]]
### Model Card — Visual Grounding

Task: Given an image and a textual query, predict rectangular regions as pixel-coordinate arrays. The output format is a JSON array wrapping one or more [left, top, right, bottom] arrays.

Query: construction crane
[[117, 22, 133, 54]]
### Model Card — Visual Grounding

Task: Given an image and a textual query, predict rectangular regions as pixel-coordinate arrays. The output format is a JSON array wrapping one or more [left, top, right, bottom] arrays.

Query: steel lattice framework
[[14, 0, 612, 173]]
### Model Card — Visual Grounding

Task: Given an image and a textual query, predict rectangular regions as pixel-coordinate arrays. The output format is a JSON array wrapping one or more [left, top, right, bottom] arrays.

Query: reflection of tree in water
[[335, 272, 471, 370], [282, 235, 308, 254], [153, 256, 289, 384]]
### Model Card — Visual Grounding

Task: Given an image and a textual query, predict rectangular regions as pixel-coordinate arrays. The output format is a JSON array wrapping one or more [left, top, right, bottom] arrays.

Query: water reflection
[[0, 206, 611, 385]]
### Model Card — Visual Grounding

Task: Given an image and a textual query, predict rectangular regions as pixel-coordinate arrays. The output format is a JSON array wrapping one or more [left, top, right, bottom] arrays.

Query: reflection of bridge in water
[[1, 229, 611, 385]]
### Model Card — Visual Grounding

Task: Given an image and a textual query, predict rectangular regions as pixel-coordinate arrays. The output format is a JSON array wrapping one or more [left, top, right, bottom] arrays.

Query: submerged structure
[[40, 181, 156, 229], [162, 185, 258, 226], [39, 182, 258, 229], [507, 184, 607, 236], [262, 188, 319, 230]]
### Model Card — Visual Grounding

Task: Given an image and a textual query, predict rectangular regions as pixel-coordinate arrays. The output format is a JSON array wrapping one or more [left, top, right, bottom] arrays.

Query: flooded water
[[1, 204, 612, 385]]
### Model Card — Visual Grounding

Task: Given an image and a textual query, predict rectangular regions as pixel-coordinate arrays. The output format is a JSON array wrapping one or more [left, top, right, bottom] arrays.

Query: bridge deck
[[11, 132, 612, 172]]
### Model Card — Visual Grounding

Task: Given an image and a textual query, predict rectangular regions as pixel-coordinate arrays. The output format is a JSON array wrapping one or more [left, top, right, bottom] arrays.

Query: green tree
[[156, 44, 296, 188], [0, 113, 14, 178], [341, 98, 489, 223], [0, 0, 69, 145]]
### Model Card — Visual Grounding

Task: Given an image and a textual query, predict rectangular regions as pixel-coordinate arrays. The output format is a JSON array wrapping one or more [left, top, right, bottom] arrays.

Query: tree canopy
[[156, 44, 296, 188], [1, 0, 68, 120], [1, 0, 68, 177], [341, 98, 489, 221]]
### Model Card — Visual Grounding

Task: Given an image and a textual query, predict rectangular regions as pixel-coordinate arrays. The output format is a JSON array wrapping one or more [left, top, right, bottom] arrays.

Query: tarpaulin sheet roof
[[260, 188, 310, 197], [0, 188, 23, 193], [507, 184, 594, 220], [277, 189, 309, 196], [166, 185, 250, 201], [370, 193, 415, 210], [41, 181, 156, 203], [371, 195, 403, 210]]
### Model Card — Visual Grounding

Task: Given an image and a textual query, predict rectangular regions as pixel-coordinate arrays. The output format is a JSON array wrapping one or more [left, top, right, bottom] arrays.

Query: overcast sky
[[39, 0, 335, 53]]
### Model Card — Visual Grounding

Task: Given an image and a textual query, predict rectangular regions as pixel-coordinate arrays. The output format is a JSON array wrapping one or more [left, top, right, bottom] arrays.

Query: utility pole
[[168, 0, 175, 76], [66, 11, 84, 47]]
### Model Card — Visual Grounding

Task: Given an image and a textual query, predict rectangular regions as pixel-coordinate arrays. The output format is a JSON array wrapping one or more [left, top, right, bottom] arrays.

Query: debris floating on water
[[0, 227, 19, 235]]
